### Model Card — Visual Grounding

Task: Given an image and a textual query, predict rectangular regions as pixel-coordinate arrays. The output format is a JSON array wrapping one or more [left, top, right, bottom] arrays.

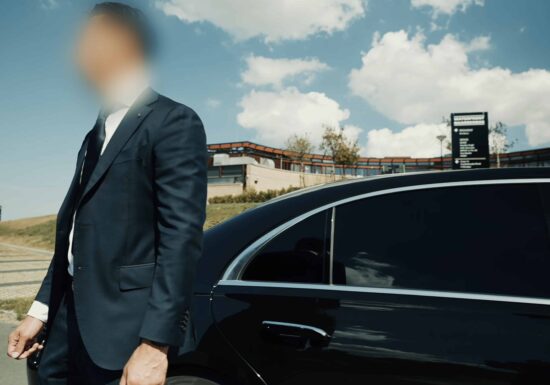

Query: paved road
[[0, 243, 51, 301], [0, 243, 50, 384], [0, 321, 27, 385]]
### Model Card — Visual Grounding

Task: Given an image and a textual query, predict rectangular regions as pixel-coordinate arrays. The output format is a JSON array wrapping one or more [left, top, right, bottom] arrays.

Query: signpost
[[451, 112, 489, 169]]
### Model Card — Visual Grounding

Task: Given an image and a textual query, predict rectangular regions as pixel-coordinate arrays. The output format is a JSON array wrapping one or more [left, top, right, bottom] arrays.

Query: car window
[[242, 210, 331, 283], [333, 184, 550, 298]]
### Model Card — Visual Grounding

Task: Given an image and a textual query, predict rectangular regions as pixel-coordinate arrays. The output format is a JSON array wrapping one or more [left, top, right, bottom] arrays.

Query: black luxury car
[[29, 167, 550, 384]]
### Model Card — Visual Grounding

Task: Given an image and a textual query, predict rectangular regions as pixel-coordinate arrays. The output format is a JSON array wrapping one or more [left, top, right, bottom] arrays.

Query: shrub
[[208, 186, 301, 204]]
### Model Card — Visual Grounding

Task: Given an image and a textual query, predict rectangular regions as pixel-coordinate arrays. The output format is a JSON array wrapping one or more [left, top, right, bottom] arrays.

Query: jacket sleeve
[[34, 258, 54, 306], [139, 105, 207, 346], [28, 258, 55, 322]]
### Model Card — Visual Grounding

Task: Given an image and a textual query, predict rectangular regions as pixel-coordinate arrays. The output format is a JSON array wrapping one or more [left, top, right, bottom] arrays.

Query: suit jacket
[[34, 90, 208, 370]]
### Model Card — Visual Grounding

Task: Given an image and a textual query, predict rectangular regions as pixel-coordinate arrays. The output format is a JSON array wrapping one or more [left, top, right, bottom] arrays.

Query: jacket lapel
[[58, 137, 89, 229], [76, 89, 158, 208]]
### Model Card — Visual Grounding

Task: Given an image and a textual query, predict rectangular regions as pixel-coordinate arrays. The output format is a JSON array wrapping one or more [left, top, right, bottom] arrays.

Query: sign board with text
[[451, 112, 489, 169]]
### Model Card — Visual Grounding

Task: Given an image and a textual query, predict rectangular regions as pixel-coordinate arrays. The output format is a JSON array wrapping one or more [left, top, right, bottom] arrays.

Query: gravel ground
[[0, 243, 51, 301]]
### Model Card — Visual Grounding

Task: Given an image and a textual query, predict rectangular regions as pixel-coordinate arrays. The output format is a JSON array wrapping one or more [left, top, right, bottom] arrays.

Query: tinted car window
[[333, 184, 550, 298], [243, 210, 330, 283]]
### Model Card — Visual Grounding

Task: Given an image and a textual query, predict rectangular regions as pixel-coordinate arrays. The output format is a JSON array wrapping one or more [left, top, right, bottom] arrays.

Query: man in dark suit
[[6, 3, 207, 384]]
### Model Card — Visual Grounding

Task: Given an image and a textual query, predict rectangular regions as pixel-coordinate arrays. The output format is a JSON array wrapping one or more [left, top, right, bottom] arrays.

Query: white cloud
[[411, 0, 484, 17], [241, 55, 329, 88], [155, 0, 366, 43], [237, 87, 360, 147], [349, 30, 550, 147], [465, 35, 490, 52], [365, 123, 449, 158]]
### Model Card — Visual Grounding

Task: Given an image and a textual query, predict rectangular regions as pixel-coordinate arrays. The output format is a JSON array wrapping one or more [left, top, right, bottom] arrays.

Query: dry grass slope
[[0, 203, 257, 252], [0, 215, 57, 249]]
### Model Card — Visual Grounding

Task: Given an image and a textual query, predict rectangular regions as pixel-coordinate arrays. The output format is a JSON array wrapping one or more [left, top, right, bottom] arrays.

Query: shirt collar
[[104, 68, 150, 110]]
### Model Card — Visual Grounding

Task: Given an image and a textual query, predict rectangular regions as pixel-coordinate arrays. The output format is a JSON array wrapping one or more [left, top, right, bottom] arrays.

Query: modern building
[[206, 141, 550, 198]]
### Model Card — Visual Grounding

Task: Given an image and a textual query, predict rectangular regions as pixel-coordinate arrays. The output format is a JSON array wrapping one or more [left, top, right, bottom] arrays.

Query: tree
[[319, 125, 360, 176], [286, 134, 314, 171], [441, 116, 453, 152], [286, 134, 315, 186], [489, 121, 516, 168]]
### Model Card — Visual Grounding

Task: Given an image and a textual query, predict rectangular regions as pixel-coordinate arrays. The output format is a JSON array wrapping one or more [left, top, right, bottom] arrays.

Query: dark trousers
[[37, 287, 122, 385]]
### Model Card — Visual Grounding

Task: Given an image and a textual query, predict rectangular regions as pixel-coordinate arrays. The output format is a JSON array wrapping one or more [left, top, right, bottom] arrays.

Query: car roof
[[196, 167, 550, 292], [263, 167, 550, 206]]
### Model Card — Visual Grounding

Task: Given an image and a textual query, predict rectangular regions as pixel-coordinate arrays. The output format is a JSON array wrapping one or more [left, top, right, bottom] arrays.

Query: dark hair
[[91, 2, 154, 57]]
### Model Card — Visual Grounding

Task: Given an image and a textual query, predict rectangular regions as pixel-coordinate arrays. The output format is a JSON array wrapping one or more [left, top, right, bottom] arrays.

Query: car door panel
[[212, 284, 337, 385], [327, 290, 550, 384], [213, 283, 550, 385]]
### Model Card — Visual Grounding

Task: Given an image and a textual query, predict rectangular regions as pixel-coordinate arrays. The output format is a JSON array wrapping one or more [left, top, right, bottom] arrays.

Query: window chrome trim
[[217, 280, 550, 307], [328, 207, 336, 285], [221, 178, 550, 280]]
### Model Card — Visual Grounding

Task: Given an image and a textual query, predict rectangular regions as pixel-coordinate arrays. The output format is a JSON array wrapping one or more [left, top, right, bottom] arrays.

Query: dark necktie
[[74, 109, 110, 205], [81, 111, 107, 188]]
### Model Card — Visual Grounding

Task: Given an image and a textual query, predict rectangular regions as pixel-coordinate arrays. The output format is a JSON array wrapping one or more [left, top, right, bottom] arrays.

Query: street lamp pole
[[436, 135, 447, 170]]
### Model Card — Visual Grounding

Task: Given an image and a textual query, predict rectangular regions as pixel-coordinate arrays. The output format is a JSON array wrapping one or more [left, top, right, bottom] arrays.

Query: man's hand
[[120, 341, 168, 385], [7, 316, 44, 359]]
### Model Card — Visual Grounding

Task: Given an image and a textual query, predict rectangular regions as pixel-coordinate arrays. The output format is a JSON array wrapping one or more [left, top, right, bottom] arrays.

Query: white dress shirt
[[28, 71, 149, 323]]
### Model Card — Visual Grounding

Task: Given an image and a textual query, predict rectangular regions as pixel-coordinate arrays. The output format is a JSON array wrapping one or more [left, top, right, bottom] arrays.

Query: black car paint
[[28, 168, 550, 384], [213, 284, 550, 384]]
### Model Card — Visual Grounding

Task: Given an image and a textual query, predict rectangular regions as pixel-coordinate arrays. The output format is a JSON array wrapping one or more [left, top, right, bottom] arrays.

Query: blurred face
[[75, 14, 143, 94]]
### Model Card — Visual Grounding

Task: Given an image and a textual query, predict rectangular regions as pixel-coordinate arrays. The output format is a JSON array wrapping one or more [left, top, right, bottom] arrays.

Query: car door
[[327, 181, 550, 384], [212, 209, 346, 385]]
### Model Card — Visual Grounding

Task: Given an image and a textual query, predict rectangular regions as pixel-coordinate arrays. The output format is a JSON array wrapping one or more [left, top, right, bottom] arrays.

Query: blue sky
[[2, 0, 550, 219]]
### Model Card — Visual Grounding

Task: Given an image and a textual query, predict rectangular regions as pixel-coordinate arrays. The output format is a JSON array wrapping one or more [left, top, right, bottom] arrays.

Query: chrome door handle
[[262, 320, 331, 345]]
